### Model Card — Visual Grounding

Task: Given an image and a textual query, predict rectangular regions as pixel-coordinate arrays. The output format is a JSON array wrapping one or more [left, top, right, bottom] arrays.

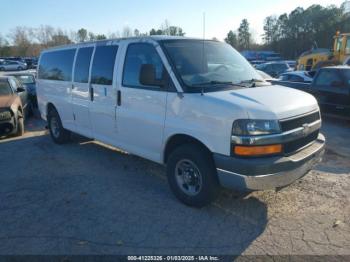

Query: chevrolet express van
[[37, 36, 325, 207]]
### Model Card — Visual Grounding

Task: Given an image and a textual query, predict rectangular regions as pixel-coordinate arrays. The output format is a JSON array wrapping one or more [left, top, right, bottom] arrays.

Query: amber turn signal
[[234, 144, 282, 156]]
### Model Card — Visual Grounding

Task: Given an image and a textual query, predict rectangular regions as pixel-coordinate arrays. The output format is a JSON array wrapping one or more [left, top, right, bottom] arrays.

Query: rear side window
[[315, 70, 342, 87], [91, 45, 118, 85], [74, 47, 94, 83], [289, 75, 303, 82], [39, 49, 76, 81]]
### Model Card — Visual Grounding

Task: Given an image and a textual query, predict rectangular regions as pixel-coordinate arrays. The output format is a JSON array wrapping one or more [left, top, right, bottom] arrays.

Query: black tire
[[15, 112, 24, 137], [166, 144, 220, 207], [17, 66, 23, 71], [47, 107, 71, 144]]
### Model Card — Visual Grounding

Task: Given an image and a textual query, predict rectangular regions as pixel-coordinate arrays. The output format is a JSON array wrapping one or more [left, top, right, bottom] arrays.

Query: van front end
[[214, 110, 325, 191]]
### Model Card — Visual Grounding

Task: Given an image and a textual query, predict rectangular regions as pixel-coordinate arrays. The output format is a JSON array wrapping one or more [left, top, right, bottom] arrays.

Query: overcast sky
[[0, 0, 345, 42]]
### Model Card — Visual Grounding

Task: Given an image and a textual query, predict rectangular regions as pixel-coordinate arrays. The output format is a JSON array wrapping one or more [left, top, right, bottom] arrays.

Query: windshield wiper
[[190, 81, 246, 88]]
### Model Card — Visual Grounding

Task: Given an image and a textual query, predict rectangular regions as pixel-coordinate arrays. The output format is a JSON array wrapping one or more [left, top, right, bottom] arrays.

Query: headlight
[[232, 119, 281, 136], [0, 109, 12, 121]]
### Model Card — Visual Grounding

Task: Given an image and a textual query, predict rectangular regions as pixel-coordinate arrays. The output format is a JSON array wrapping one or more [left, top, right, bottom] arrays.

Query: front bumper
[[214, 133, 325, 191]]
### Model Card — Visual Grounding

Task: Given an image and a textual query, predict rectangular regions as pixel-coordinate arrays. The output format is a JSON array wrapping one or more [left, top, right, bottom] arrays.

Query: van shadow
[[314, 148, 350, 175], [0, 135, 267, 255]]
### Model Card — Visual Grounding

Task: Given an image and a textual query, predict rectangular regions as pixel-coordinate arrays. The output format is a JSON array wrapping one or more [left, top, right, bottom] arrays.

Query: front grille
[[284, 130, 319, 154], [280, 111, 320, 132]]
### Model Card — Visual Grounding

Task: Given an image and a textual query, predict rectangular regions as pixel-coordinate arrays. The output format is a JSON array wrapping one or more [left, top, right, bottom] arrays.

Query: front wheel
[[166, 144, 220, 207], [47, 108, 71, 144]]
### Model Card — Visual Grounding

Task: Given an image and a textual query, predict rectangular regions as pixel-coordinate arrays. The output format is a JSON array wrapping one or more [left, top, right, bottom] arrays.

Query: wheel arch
[[163, 134, 213, 164], [46, 102, 57, 117]]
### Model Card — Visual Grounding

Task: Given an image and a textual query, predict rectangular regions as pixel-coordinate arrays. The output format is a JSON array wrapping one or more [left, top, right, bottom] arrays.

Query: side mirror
[[139, 64, 163, 87], [16, 87, 25, 92], [331, 80, 343, 87]]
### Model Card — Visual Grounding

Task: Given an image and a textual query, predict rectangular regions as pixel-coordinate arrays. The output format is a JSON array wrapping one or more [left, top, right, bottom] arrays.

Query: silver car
[[0, 60, 27, 71]]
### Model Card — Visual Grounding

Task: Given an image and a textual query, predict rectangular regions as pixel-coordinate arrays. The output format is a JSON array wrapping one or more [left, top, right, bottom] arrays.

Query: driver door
[[116, 42, 168, 162]]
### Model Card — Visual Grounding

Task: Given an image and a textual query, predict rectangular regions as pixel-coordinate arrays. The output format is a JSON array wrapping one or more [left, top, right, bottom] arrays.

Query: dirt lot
[[0, 115, 349, 255]]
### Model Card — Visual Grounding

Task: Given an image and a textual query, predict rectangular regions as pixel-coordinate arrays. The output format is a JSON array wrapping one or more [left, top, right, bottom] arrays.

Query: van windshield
[[162, 40, 263, 91]]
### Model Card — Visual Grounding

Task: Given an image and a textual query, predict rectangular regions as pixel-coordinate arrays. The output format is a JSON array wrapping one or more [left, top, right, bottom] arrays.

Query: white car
[[279, 71, 313, 83], [36, 37, 325, 207], [0, 60, 27, 71]]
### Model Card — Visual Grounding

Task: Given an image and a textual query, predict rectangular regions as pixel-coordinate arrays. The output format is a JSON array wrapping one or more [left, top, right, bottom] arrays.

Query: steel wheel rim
[[175, 159, 203, 196], [50, 117, 60, 138]]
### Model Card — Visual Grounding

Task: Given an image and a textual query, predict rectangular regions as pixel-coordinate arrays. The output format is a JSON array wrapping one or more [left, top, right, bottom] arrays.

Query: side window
[[38, 49, 76, 81], [74, 47, 94, 83], [123, 43, 164, 88], [280, 75, 289, 81], [9, 79, 18, 89], [289, 75, 303, 82], [91, 45, 118, 85], [315, 70, 343, 88]]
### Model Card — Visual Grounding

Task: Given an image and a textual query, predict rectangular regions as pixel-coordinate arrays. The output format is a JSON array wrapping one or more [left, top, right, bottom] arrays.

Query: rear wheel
[[47, 108, 71, 144], [166, 144, 220, 207], [0, 67, 5, 71]]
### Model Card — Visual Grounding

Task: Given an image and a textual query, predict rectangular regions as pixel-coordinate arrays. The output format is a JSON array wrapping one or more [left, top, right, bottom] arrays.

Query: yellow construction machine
[[297, 32, 350, 71]]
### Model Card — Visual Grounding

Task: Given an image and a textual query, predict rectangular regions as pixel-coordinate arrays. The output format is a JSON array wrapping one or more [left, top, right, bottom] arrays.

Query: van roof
[[41, 36, 213, 53]]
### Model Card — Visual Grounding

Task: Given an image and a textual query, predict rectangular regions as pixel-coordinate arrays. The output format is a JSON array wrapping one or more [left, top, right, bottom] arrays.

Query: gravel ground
[[0, 115, 349, 256]]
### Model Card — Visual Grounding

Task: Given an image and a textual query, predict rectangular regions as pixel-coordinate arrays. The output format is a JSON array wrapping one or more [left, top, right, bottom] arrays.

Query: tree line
[[225, 3, 350, 59], [0, 20, 185, 57], [1, 4, 349, 59]]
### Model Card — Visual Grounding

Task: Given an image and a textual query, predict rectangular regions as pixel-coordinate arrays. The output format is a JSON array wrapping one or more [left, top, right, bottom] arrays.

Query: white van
[[37, 36, 325, 207]]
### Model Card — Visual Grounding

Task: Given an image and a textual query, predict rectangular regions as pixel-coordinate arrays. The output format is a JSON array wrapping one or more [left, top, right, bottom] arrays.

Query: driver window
[[122, 43, 164, 88]]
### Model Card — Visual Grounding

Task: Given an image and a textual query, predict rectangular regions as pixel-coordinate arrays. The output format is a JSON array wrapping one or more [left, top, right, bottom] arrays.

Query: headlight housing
[[0, 109, 12, 121], [232, 119, 281, 136]]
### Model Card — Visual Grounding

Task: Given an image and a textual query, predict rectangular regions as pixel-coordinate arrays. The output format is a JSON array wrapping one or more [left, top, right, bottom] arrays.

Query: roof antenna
[[201, 12, 206, 96]]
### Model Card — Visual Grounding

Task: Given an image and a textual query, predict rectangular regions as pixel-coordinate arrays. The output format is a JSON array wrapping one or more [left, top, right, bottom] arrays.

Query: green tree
[[225, 30, 238, 48], [238, 19, 251, 50], [96, 34, 107, 40], [77, 28, 88, 42], [263, 16, 278, 45]]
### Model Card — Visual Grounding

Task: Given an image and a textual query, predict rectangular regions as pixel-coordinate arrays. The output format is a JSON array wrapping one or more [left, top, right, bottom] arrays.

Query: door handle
[[90, 86, 94, 101], [117, 90, 121, 106]]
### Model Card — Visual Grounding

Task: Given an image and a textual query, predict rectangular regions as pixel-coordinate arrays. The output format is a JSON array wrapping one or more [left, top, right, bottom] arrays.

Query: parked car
[[0, 60, 27, 71], [285, 60, 297, 69], [256, 70, 276, 82], [24, 58, 38, 69], [37, 37, 325, 207], [0, 76, 30, 137], [256, 62, 293, 78], [6, 73, 37, 107], [279, 71, 313, 83], [273, 66, 350, 118]]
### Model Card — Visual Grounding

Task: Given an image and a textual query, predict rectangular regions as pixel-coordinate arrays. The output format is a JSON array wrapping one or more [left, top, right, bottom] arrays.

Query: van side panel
[[37, 48, 77, 131], [37, 80, 75, 131]]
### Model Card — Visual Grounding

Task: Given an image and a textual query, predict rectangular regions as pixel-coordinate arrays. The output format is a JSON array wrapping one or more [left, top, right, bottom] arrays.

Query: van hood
[[0, 95, 16, 108], [206, 85, 319, 120]]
